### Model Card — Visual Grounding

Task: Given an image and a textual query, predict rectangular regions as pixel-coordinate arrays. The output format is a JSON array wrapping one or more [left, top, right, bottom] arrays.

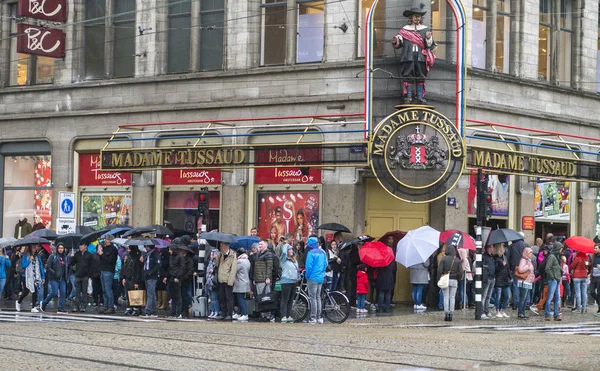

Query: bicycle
[[291, 272, 350, 324]]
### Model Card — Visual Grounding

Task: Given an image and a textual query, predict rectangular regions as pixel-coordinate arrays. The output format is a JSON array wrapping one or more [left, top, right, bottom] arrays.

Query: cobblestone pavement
[[1, 302, 599, 370]]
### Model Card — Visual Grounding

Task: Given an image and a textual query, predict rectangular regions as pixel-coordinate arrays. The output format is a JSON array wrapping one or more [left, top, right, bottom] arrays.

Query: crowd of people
[[1, 228, 599, 324]]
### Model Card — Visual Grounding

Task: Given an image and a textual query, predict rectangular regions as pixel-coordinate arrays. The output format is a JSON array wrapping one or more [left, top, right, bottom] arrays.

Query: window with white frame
[[538, 0, 573, 85], [430, 0, 450, 60], [472, 0, 487, 69], [297, 1, 324, 63], [496, 0, 510, 73], [357, 0, 385, 58]]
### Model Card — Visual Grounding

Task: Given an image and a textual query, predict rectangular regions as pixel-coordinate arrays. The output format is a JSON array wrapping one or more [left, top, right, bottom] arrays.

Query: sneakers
[[40, 303, 47, 312], [31, 306, 40, 313], [554, 316, 562, 321], [232, 313, 241, 320], [57, 309, 67, 314], [496, 312, 503, 318], [594, 311, 600, 317], [208, 312, 215, 319], [518, 314, 529, 319], [237, 315, 249, 322], [214, 314, 224, 320], [481, 313, 488, 319], [417, 305, 427, 310], [545, 316, 551, 321], [501, 312, 510, 318], [104, 308, 115, 315], [317, 318, 324, 324], [15, 302, 21, 312], [529, 306, 539, 315], [308, 319, 317, 324], [413, 304, 418, 310]]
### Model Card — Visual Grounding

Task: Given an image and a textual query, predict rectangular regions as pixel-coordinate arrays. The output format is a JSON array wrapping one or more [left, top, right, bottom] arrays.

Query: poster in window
[[534, 181, 570, 221], [34, 157, 52, 227], [256, 191, 319, 243], [81, 194, 132, 230], [467, 173, 509, 217], [297, 12, 324, 63]]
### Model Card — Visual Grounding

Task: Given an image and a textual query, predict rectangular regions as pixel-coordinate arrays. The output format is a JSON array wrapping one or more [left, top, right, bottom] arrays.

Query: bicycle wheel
[[322, 291, 350, 324], [291, 293, 310, 323]]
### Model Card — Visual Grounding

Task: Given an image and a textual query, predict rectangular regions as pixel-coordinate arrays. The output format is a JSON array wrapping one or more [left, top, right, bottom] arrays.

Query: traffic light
[[476, 173, 493, 224], [197, 191, 209, 217], [483, 190, 493, 219]]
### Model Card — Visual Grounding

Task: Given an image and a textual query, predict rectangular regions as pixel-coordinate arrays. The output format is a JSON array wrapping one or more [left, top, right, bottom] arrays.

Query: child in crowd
[[560, 256, 571, 308], [356, 264, 369, 313], [206, 249, 221, 319]]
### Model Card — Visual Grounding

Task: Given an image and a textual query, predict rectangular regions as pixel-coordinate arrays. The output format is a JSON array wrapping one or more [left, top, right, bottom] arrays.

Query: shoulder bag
[[437, 258, 455, 289]]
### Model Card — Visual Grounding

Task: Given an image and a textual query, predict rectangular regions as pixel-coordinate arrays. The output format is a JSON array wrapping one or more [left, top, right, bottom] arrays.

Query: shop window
[[163, 191, 220, 234], [430, 0, 449, 61], [3, 156, 52, 238], [471, 0, 487, 69], [113, 0, 136, 78], [261, 0, 287, 65], [357, 0, 385, 58], [9, 5, 54, 86], [81, 194, 132, 230], [84, 0, 106, 80], [495, 0, 510, 74], [167, 0, 192, 73], [199, 0, 225, 70], [297, 1, 324, 63]]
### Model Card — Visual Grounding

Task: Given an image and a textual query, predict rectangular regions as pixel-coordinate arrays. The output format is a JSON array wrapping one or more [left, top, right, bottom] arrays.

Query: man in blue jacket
[[304, 236, 327, 324]]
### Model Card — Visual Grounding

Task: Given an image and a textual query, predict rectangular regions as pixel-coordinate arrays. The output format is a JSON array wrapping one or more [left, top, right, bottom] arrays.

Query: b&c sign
[[79, 153, 132, 187], [18, 0, 67, 22], [16, 24, 66, 58]]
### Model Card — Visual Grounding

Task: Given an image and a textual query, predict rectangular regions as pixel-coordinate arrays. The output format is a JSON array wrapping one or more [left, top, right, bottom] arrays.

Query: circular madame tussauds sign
[[370, 107, 466, 203]]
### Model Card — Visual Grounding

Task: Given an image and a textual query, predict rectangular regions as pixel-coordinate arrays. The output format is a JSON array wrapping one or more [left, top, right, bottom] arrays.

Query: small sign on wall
[[522, 216, 534, 230]]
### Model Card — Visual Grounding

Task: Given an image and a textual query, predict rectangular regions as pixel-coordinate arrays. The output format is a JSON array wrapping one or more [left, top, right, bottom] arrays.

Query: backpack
[[272, 255, 282, 282]]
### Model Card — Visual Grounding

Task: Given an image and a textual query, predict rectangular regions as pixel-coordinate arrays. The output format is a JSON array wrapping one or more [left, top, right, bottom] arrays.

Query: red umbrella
[[439, 230, 476, 250], [359, 241, 395, 268], [41, 243, 51, 253], [564, 236, 594, 254], [378, 230, 407, 247]]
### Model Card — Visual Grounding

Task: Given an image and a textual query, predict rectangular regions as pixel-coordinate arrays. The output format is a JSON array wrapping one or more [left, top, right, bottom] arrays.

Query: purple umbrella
[[150, 238, 170, 249]]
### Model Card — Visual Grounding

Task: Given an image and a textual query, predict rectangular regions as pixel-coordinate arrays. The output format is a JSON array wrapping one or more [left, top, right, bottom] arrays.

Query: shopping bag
[[128, 290, 147, 306]]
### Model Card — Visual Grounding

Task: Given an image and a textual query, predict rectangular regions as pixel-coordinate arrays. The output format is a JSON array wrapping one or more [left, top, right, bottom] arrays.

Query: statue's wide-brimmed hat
[[403, 7, 427, 17]]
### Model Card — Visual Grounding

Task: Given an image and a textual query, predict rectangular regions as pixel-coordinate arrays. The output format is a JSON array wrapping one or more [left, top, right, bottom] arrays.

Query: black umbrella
[[122, 227, 155, 238], [340, 235, 375, 250], [487, 228, 524, 246], [317, 223, 351, 233], [55, 233, 83, 251], [76, 225, 94, 235], [100, 224, 132, 232], [594, 236, 600, 244], [143, 224, 172, 235], [80, 230, 106, 245], [13, 236, 50, 248], [125, 239, 156, 247], [26, 229, 58, 240], [169, 243, 194, 254], [199, 231, 237, 244]]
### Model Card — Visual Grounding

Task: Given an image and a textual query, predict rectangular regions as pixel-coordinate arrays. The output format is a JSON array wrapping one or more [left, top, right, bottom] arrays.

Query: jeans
[[73, 277, 88, 310], [357, 294, 366, 309], [169, 278, 182, 316], [412, 283, 426, 306], [69, 274, 76, 299], [112, 279, 121, 306], [307, 280, 322, 321], [457, 279, 467, 307], [0, 278, 5, 299], [495, 286, 511, 312], [591, 280, 600, 307], [378, 290, 391, 311], [561, 279, 571, 306], [511, 278, 520, 308], [91, 277, 102, 305], [517, 286, 531, 316], [573, 278, 588, 310], [145, 279, 158, 314], [280, 283, 296, 318], [101, 271, 114, 309], [481, 278, 495, 314], [218, 283, 234, 316], [331, 272, 340, 292], [182, 281, 193, 313], [438, 289, 444, 310], [545, 279, 561, 318], [209, 289, 220, 313], [442, 279, 458, 314], [236, 292, 247, 315], [43, 279, 67, 310]]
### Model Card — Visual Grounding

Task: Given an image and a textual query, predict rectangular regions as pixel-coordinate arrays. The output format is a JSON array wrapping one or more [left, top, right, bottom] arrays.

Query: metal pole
[[474, 169, 484, 320]]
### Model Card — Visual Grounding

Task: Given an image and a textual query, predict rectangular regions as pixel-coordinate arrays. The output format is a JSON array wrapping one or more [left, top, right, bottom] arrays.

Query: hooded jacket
[[122, 250, 143, 285], [0, 255, 11, 279], [215, 248, 237, 286], [45, 252, 69, 281], [70, 250, 93, 278], [233, 253, 251, 293], [280, 244, 299, 284], [143, 248, 162, 280], [356, 270, 369, 295], [507, 240, 528, 269], [253, 248, 273, 283], [305, 237, 327, 283], [482, 249, 496, 281], [437, 245, 463, 282], [569, 252, 591, 279], [494, 253, 511, 288], [517, 247, 535, 283], [544, 244, 562, 281], [376, 260, 395, 291], [168, 252, 185, 281], [409, 260, 430, 284], [99, 243, 118, 273]]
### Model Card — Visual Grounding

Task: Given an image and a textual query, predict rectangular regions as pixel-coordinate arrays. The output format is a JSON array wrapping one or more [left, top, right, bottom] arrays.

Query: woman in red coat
[[570, 251, 591, 313], [356, 265, 369, 313]]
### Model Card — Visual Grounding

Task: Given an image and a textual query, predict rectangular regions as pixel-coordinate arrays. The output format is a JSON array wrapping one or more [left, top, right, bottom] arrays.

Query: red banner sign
[[79, 154, 132, 186], [254, 148, 322, 184], [162, 169, 222, 185], [522, 216, 535, 231], [18, 0, 67, 22], [17, 24, 66, 58]]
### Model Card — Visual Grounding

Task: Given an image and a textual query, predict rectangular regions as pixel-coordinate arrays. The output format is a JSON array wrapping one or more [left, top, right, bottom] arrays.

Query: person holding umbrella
[[570, 249, 592, 313], [16, 245, 46, 313], [69, 242, 93, 313], [121, 244, 144, 316], [41, 243, 69, 313], [437, 241, 463, 322], [544, 242, 563, 321], [410, 259, 430, 311], [142, 241, 161, 317], [215, 241, 237, 321], [165, 245, 184, 318]]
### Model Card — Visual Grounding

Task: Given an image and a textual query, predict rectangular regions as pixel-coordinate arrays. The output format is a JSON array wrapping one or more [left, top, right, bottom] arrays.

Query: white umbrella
[[395, 225, 440, 268]]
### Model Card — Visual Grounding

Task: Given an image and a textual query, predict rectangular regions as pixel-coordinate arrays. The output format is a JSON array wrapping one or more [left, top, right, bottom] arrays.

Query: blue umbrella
[[231, 236, 260, 249], [101, 227, 131, 238]]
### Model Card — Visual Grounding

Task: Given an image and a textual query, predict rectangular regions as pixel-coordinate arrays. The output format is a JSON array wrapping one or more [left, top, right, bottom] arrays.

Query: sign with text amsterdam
[[17, 24, 66, 58], [79, 154, 132, 187], [370, 107, 466, 203], [254, 148, 322, 184], [18, 0, 67, 22]]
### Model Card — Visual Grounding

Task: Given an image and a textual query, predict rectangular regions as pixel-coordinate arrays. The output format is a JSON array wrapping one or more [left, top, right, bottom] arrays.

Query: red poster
[[79, 154, 132, 186], [17, 24, 66, 58], [34, 157, 52, 228], [256, 191, 319, 243], [162, 169, 222, 185], [18, 0, 67, 22], [254, 148, 322, 184]]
